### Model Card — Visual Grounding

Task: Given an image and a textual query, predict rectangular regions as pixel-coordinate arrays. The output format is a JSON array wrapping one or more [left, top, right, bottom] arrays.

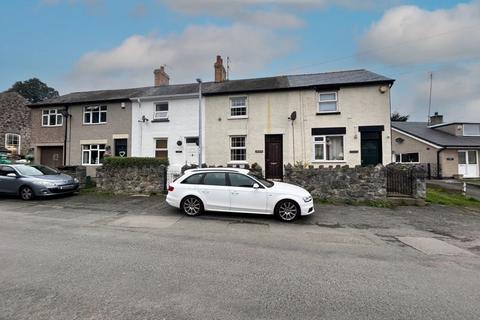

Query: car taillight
[[168, 185, 174, 192]]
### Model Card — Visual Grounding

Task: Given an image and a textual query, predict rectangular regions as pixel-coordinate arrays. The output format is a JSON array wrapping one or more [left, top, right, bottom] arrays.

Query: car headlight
[[36, 181, 57, 188], [303, 196, 312, 202], [74, 178, 79, 183]]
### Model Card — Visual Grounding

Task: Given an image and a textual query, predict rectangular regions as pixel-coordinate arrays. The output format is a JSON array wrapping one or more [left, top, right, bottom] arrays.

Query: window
[[84, 106, 107, 124], [203, 172, 227, 186], [395, 153, 419, 163], [228, 173, 256, 188], [154, 103, 169, 120], [42, 109, 63, 127], [318, 92, 337, 113], [0, 166, 16, 176], [230, 97, 247, 117], [185, 137, 199, 145], [464, 124, 480, 136], [155, 138, 168, 160], [82, 144, 106, 165], [313, 135, 344, 161], [182, 173, 204, 185], [5, 133, 21, 154], [230, 136, 246, 161]]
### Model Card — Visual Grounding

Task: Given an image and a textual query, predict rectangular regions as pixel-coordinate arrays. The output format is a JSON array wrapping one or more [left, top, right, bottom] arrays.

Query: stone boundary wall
[[96, 165, 167, 194], [58, 166, 87, 188], [284, 164, 388, 201]]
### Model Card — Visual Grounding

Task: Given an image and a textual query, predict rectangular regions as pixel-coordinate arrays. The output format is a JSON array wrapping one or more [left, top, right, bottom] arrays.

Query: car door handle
[[231, 191, 239, 195], [201, 190, 209, 194]]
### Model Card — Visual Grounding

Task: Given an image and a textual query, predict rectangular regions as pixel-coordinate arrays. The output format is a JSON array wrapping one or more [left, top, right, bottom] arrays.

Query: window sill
[[316, 112, 340, 115], [81, 164, 104, 166], [228, 116, 248, 120], [228, 161, 248, 165], [83, 123, 107, 126], [311, 160, 346, 163], [151, 119, 170, 123], [41, 125, 63, 128]]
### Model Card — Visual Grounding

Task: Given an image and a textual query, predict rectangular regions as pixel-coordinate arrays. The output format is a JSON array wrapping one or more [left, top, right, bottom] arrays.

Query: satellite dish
[[289, 111, 297, 121]]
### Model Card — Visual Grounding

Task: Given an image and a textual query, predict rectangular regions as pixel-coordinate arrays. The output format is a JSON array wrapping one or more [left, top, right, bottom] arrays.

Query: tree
[[391, 111, 409, 122], [8, 78, 59, 103]]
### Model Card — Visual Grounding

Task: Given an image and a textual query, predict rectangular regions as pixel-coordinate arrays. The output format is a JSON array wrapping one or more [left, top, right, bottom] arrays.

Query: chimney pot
[[154, 66, 170, 86], [430, 112, 444, 125], [214, 55, 226, 82]]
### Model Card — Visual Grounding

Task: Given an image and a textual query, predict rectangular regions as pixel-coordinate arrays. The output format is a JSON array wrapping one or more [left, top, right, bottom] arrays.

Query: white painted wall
[[131, 96, 204, 174]]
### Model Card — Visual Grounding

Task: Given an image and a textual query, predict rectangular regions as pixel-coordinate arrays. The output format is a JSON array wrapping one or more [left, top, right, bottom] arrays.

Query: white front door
[[459, 150, 479, 178], [185, 137, 199, 165], [227, 173, 268, 214]]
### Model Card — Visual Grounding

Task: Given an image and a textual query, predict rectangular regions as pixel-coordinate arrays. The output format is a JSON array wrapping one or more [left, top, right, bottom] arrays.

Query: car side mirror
[[253, 183, 260, 189], [6, 173, 17, 178]]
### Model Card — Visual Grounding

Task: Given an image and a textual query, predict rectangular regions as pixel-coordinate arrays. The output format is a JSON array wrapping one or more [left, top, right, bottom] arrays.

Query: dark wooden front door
[[114, 139, 128, 157], [265, 135, 283, 179], [361, 132, 382, 166], [40, 146, 63, 168]]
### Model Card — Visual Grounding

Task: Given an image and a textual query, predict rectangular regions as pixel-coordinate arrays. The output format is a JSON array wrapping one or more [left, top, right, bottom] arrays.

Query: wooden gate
[[387, 166, 414, 197]]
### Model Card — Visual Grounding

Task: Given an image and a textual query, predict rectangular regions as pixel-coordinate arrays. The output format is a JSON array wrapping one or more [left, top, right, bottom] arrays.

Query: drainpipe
[[196, 79, 202, 166], [62, 106, 70, 167]]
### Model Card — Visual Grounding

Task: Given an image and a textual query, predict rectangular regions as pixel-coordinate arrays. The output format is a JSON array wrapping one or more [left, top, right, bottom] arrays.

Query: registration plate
[[59, 185, 74, 190]]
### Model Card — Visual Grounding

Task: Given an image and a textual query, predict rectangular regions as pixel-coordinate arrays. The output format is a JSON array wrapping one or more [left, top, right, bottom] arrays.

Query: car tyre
[[181, 196, 204, 216], [19, 186, 34, 201], [275, 200, 299, 222]]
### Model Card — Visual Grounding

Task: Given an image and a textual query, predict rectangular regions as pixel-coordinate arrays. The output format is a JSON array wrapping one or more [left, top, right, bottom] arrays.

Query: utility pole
[[427, 72, 433, 125]]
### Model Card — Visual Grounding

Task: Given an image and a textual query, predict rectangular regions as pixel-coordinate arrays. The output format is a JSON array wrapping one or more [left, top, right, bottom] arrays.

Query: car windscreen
[[32, 165, 58, 175], [15, 166, 45, 176], [248, 173, 274, 188]]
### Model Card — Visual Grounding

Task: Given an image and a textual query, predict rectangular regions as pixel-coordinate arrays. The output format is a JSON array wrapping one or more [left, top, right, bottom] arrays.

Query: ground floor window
[[82, 144, 106, 165], [155, 138, 168, 159], [395, 152, 419, 163], [313, 135, 344, 161], [230, 136, 246, 161], [5, 133, 21, 154]]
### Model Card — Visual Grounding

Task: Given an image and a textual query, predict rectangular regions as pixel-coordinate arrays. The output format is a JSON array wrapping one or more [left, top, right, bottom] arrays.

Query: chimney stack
[[214, 55, 226, 82], [429, 112, 444, 125], [154, 66, 170, 86]]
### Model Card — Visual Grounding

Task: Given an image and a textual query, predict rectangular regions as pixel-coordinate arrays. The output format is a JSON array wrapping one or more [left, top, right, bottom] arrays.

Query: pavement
[[1, 193, 480, 319]]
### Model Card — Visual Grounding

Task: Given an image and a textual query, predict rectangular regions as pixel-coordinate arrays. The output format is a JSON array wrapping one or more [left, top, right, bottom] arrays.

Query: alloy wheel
[[20, 187, 33, 201], [278, 201, 298, 221], [183, 197, 202, 216]]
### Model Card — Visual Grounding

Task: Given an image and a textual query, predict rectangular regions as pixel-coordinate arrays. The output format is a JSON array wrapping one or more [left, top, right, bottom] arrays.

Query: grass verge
[[427, 186, 480, 208]]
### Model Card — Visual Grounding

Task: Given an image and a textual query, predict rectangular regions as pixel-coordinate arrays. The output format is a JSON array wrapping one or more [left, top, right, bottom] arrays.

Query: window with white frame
[[313, 135, 344, 161], [5, 133, 21, 154], [464, 124, 480, 136], [154, 138, 168, 160], [394, 153, 419, 163], [230, 97, 247, 118], [84, 106, 107, 124], [82, 144, 106, 165], [154, 103, 169, 120], [318, 92, 338, 113], [42, 109, 63, 127], [230, 136, 246, 161]]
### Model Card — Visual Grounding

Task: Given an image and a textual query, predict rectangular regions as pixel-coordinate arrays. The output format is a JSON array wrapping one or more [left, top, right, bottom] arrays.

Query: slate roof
[[29, 69, 393, 107], [392, 122, 480, 148]]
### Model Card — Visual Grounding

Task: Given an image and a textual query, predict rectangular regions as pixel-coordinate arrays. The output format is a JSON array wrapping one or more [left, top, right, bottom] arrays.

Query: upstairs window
[[5, 133, 21, 154], [82, 144, 106, 165], [230, 136, 246, 161], [84, 106, 107, 124], [313, 135, 344, 161], [154, 102, 169, 120], [155, 138, 168, 160], [464, 124, 480, 136], [318, 92, 338, 113], [42, 109, 63, 127], [230, 97, 247, 118]]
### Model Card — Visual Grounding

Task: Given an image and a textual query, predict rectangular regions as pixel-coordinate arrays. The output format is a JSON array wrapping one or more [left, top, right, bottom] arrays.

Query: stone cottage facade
[[0, 91, 31, 157]]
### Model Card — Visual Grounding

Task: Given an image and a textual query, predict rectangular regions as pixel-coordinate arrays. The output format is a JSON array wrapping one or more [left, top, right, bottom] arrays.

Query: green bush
[[103, 157, 169, 168]]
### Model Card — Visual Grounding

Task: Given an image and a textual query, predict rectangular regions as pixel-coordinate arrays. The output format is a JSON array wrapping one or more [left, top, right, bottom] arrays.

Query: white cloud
[[392, 64, 480, 122], [359, 2, 480, 66], [66, 24, 296, 91]]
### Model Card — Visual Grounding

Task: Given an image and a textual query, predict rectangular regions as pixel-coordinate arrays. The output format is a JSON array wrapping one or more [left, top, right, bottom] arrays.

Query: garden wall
[[96, 157, 168, 194]]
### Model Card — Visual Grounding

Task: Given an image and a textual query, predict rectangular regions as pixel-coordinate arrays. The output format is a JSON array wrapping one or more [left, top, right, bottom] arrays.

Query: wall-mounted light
[[379, 86, 388, 94]]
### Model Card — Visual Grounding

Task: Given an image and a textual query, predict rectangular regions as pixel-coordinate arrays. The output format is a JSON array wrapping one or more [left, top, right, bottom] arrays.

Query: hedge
[[102, 157, 169, 168]]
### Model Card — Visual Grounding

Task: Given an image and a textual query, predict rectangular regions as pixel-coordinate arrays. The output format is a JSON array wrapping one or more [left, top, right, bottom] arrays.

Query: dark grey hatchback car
[[0, 164, 80, 200]]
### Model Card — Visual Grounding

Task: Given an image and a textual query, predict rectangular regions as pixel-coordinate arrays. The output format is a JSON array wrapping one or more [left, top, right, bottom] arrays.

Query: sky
[[1, 0, 479, 122]]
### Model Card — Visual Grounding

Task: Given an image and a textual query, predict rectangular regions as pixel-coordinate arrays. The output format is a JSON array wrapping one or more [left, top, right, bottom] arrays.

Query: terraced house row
[[29, 56, 395, 179]]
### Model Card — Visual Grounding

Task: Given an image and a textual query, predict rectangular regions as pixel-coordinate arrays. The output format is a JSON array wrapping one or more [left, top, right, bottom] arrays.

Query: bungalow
[[392, 113, 480, 178]]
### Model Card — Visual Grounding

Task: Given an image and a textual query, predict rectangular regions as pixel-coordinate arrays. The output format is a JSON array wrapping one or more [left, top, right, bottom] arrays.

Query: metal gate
[[387, 166, 414, 197]]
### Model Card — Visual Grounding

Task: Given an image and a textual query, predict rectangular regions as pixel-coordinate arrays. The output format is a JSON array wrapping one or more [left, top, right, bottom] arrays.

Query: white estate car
[[166, 168, 314, 222]]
